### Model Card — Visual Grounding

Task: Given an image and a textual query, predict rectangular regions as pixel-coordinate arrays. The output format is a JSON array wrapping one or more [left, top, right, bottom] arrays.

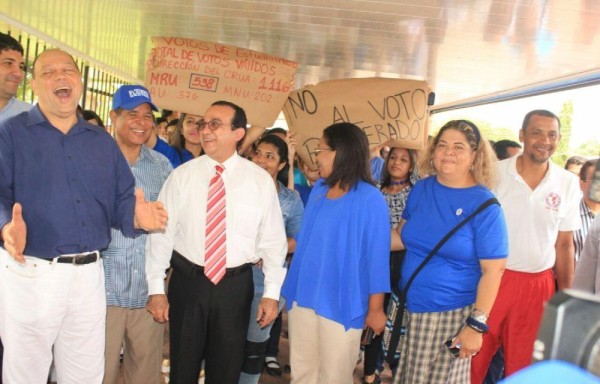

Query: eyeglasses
[[314, 148, 333, 155], [196, 119, 233, 131]]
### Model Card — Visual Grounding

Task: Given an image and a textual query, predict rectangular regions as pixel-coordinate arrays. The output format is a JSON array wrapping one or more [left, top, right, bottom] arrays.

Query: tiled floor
[[156, 309, 394, 384]]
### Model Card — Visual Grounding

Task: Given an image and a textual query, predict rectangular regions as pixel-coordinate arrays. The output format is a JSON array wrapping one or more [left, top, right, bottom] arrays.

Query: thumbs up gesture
[[134, 189, 168, 232], [1, 203, 27, 263]]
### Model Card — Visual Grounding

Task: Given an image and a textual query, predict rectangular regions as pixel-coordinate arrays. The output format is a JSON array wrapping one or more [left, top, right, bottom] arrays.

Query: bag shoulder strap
[[402, 197, 499, 294], [385, 197, 499, 364]]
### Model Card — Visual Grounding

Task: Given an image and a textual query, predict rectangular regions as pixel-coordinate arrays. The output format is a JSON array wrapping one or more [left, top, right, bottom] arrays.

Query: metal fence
[[3, 25, 130, 129]]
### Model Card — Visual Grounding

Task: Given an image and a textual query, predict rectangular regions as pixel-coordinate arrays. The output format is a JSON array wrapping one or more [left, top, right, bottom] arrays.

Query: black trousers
[[168, 254, 254, 384], [265, 312, 282, 357]]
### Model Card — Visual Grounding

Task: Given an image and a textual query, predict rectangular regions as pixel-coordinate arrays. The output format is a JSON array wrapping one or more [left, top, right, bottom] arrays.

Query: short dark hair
[[580, 159, 599, 181], [211, 100, 247, 129], [322, 122, 373, 190], [564, 155, 587, 170], [166, 118, 179, 129], [82, 110, 105, 129], [565, 155, 587, 170], [160, 109, 175, 120], [156, 117, 168, 125], [263, 127, 287, 137], [0, 32, 24, 55], [256, 134, 289, 186], [522, 109, 560, 132], [493, 139, 522, 160]]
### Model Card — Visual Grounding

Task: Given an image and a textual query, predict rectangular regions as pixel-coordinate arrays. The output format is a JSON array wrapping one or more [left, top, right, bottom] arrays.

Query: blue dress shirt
[[0, 106, 136, 258]]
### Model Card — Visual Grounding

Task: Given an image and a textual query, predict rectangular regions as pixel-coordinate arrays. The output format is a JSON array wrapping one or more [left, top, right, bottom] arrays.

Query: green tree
[[552, 100, 573, 166], [471, 120, 519, 143], [431, 118, 518, 143], [573, 139, 600, 158]]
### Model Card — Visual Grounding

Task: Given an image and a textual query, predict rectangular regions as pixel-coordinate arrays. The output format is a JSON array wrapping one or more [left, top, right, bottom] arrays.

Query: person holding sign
[[364, 147, 420, 384], [391, 120, 507, 384], [281, 122, 390, 384]]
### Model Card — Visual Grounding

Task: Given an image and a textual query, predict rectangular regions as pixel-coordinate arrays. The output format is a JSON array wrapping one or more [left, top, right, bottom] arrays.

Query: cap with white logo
[[112, 85, 159, 111]]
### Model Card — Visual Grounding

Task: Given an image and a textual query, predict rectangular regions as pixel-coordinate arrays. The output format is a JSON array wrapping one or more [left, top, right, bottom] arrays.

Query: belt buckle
[[72, 254, 86, 265], [73, 252, 96, 265]]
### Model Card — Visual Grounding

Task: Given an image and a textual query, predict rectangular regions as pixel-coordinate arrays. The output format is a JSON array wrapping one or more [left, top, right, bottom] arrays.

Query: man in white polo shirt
[[471, 109, 580, 382]]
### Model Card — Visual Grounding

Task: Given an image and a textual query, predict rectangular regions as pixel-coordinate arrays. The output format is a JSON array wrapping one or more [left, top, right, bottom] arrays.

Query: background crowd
[[0, 32, 599, 384]]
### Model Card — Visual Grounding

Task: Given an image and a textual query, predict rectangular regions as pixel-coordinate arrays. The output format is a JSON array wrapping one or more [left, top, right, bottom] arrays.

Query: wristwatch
[[471, 308, 488, 324]]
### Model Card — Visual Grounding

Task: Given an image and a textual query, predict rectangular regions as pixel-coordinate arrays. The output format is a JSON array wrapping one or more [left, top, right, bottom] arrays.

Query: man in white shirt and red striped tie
[[146, 100, 287, 384]]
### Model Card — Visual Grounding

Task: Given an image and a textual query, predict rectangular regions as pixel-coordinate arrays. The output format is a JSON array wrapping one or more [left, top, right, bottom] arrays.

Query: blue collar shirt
[[0, 105, 136, 258], [103, 146, 172, 308], [0, 97, 32, 122]]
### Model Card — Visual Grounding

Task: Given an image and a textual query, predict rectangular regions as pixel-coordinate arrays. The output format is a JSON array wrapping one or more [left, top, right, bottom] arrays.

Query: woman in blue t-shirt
[[169, 113, 204, 162], [392, 120, 508, 384], [281, 123, 391, 383]]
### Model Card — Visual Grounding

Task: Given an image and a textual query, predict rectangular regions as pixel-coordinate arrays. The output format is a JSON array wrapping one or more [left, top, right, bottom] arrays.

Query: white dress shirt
[[146, 153, 287, 299]]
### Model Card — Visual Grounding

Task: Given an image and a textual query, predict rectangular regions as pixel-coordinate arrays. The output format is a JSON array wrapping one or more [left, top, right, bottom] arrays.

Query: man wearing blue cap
[[0, 49, 168, 383], [102, 85, 173, 384]]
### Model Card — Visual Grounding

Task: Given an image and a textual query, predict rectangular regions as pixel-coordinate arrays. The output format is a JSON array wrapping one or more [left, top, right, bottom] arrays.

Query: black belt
[[54, 251, 100, 265], [171, 251, 252, 279]]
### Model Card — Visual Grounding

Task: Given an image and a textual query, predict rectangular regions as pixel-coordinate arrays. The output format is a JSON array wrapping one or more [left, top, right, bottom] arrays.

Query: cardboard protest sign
[[282, 78, 432, 167], [145, 37, 298, 128]]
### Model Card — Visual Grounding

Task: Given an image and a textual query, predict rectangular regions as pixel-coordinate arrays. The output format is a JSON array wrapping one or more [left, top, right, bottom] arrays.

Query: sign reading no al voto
[[283, 78, 432, 168], [145, 37, 298, 128]]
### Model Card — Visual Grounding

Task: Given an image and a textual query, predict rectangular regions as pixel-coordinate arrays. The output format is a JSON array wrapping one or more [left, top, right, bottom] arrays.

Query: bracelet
[[466, 316, 489, 333]]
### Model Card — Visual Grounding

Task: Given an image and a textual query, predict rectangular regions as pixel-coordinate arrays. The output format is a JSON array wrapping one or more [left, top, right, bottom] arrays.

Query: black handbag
[[385, 197, 499, 365]]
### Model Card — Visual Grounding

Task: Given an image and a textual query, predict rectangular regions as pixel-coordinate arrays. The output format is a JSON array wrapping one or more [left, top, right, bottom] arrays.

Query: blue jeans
[[239, 266, 283, 384]]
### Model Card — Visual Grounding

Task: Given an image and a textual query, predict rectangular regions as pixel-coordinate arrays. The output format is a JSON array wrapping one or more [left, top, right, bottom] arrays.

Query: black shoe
[[264, 359, 282, 377]]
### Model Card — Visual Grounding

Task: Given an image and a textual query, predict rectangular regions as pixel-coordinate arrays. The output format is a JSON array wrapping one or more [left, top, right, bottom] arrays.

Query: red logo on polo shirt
[[545, 192, 561, 211]]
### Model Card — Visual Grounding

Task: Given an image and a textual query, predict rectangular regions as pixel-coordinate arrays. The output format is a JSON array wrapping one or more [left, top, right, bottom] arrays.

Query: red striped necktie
[[205, 165, 226, 284]]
